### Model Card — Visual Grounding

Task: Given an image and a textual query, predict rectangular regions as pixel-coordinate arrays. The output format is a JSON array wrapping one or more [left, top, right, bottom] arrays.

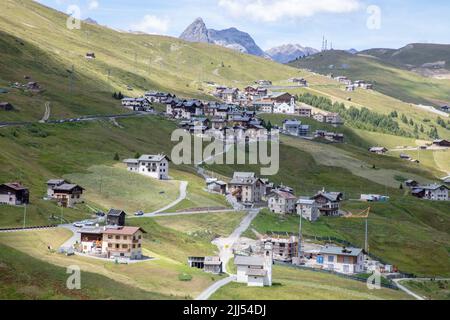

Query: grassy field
[[0, 223, 222, 299], [0, 116, 228, 227], [0, 243, 172, 300], [211, 265, 410, 300], [402, 279, 450, 300], [167, 169, 231, 212], [154, 211, 246, 241], [65, 164, 180, 213]]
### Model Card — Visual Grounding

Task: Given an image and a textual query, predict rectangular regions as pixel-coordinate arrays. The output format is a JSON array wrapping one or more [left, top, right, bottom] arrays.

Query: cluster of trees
[[260, 119, 273, 131], [112, 92, 124, 100], [436, 117, 448, 129], [296, 93, 412, 137]]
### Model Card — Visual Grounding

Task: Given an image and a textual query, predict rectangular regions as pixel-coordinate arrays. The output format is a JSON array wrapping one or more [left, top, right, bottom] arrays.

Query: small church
[[234, 242, 273, 287]]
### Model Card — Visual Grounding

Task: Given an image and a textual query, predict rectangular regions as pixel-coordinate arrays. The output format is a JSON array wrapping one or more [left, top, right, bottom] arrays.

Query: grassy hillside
[[211, 265, 410, 300], [0, 237, 170, 299], [289, 50, 450, 107], [0, 224, 222, 299], [0, 116, 225, 227], [361, 44, 450, 71], [402, 280, 450, 300], [0, 0, 298, 123]]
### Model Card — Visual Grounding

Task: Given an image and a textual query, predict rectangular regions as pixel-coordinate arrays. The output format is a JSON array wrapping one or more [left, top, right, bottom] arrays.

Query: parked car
[[134, 210, 144, 216], [96, 211, 105, 217], [83, 220, 95, 227], [73, 222, 84, 228]]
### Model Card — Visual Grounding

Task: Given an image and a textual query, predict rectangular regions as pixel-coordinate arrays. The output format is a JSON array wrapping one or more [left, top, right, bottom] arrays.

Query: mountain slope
[[289, 50, 450, 107], [0, 2, 296, 122], [179, 18, 267, 57], [266, 44, 319, 63], [361, 43, 450, 71]]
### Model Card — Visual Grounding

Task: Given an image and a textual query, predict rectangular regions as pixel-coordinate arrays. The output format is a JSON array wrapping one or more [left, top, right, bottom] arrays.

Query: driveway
[[393, 278, 450, 300], [196, 209, 260, 300], [130, 181, 188, 217]]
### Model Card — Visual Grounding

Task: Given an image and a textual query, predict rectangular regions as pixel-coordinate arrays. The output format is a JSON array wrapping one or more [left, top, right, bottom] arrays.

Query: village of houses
[[1, 77, 449, 290]]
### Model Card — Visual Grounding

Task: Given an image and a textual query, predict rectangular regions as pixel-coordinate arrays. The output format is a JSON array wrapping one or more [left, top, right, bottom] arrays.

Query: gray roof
[[418, 184, 449, 191], [47, 179, 66, 185], [313, 191, 343, 202], [138, 154, 169, 162], [53, 184, 83, 191], [320, 246, 363, 257], [283, 120, 301, 126], [234, 255, 265, 266], [230, 172, 258, 185], [107, 209, 126, 216]]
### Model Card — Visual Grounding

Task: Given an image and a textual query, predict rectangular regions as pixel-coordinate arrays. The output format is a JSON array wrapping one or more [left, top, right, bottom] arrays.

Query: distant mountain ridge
[[360, 43, 450, 71], [179, 18, 268, 58], [265, 44, 319, 63]]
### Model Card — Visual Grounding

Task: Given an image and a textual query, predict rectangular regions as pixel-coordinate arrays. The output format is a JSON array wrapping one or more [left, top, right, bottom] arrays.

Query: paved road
[[0, 111, 156, 128], [134, 181, 188, 217], [196, 209, 260, 301], [129, 208, 236, 219], [59, 224, 80, 248], [393, 278, 450, 300]]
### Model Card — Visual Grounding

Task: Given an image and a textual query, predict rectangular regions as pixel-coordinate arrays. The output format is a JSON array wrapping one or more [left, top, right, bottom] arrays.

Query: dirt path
[[39, 101, 51, 123]]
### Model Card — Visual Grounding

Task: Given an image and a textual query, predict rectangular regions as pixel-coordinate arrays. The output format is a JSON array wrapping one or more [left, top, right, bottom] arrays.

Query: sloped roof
[[103, 226, 146, 235], [320, 246, 362, 257], [1, 182, 28, 191], [138, 154, 169, 162], [234, 255, 265, 266], [107, 209, 127, 216], [52, 184, 84, 192]]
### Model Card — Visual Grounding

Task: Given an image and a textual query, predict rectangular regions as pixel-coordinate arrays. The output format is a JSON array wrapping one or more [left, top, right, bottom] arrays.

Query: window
[[115, 235, 120, 240], [108, 235, 113, 239], [115, 244, 119, 249], [122, 244, 128, 249], [108, 243, 112, 248], [327, 255, 335, 263]]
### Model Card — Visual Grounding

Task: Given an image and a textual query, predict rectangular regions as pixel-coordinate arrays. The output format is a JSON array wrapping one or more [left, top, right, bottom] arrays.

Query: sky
[[36, 0, 450, 51]]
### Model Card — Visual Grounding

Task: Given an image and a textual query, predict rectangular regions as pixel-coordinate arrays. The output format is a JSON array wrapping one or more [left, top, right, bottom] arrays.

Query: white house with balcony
[[123, 154, 170, 180], [317, 246, 365, 274]]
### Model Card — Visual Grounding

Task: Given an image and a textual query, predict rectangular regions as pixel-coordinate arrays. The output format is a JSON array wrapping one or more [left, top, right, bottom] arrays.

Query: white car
[[134, 211, 144, 216], [73, 222, 84, 228]]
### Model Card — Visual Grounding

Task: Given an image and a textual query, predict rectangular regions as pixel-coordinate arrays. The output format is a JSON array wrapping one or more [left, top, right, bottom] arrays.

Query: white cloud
[[218, 0, 362, 22], [130, 15, 170, 34], [88, 1, 99, 10]]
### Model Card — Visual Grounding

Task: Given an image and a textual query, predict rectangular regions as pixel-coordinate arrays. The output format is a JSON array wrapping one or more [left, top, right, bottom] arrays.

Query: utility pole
[[365, 217, 369, 253], [23, 204, 27, 229], [60, 205, 64, 225], [298, 205, 303, 259]]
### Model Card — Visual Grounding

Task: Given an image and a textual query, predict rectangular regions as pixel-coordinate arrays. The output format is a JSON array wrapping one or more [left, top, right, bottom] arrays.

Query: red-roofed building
[[78, 226, 147, 260]]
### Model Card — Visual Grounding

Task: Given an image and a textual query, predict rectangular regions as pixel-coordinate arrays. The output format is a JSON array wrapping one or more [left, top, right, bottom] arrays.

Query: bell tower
[[263, 242, 273, 286]]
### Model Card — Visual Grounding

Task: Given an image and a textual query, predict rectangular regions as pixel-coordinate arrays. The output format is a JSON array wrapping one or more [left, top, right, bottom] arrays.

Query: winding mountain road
[[196, 208, 260, 301]]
